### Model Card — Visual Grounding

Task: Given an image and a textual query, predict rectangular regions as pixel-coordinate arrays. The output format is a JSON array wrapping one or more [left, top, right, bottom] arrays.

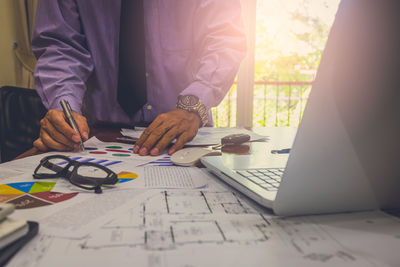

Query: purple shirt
[[32, 0, 247, 126]]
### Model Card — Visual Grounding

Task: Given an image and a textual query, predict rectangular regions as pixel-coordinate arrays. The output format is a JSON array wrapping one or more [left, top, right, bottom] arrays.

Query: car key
[[212, 133, 251, 149]]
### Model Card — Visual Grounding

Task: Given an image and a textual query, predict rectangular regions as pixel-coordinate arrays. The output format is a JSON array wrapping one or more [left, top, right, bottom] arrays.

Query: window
[[212, 0, 340, 128]]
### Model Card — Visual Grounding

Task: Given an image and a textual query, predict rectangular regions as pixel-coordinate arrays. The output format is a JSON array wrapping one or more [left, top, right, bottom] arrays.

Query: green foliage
[[213, 0, 339, 128]]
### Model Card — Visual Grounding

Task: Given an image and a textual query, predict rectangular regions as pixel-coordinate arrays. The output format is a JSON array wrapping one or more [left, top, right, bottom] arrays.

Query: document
[[72, 137, 174, 167], [121, 127, 268, 146], [136, 166, 210, 188]]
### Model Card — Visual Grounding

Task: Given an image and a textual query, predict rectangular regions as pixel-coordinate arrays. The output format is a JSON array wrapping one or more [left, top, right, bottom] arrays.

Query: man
[[32, 0, 247, 156]]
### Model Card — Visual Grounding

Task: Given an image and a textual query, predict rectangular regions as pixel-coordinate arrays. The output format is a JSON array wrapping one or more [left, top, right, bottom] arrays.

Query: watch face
[[180, 95, 199, 106]]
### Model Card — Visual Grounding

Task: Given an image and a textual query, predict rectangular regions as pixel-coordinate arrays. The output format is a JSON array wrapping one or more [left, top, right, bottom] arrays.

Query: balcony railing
[[212, 81, 313, 127]]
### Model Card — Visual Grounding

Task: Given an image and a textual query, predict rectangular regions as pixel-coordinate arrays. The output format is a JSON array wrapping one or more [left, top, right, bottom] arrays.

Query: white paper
[[0, 167, 24, 179], [80, 137, 173, 167], [121, 127, 268, 146], [10, 188, 146, 238], [0, 154, 44, 173], [131, 166, 210, 189]]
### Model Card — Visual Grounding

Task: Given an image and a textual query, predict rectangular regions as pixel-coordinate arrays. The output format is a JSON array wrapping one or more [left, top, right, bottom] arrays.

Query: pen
[[60, 99, 85, 151], [271, 148, 291, 154]]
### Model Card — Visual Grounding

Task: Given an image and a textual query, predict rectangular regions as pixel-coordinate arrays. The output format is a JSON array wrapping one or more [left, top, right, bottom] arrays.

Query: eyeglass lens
[[35, 157, 115, 189]]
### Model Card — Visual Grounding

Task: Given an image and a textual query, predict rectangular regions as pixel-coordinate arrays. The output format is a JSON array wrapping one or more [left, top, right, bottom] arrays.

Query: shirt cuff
[[51, 95, 82, 115]]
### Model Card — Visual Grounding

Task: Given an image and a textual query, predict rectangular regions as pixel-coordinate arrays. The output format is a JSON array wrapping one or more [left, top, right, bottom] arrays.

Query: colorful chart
[[85, 145, 133, 157], [61, 156, 123, 167], [0, 182, 78, 209], [83, 145, 174, 165], [0, 171, 138, 209], [141, 155, 174, 166]]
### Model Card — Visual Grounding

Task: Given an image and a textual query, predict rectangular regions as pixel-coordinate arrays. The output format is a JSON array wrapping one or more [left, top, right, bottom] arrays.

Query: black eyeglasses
[[33, 155, 118, 193]]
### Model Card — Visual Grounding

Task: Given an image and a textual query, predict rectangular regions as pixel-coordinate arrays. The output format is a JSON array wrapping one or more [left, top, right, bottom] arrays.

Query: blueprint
[[7, 187, 400, 267]]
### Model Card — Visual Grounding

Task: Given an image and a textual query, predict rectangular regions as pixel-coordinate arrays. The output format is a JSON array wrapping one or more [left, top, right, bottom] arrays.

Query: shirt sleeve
[[180, 0, 247, 109], [32, 0, 94, 114]]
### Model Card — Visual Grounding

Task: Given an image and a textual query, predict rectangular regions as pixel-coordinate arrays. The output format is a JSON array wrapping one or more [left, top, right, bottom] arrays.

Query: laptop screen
[[311, 0, 400, 208]]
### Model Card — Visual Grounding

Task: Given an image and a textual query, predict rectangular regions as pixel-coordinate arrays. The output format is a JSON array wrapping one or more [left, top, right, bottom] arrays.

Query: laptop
[[201, 1, 400, 216]]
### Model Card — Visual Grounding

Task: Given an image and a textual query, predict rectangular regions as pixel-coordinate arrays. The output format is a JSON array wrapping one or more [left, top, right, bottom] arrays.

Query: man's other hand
[[33, 109, 90, 152], [133, 109, 201, 156]]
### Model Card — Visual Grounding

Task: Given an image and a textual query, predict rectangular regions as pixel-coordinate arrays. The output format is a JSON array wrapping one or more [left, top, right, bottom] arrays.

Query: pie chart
[[0, 181, 78, 209], [0, 172, 139, 209]]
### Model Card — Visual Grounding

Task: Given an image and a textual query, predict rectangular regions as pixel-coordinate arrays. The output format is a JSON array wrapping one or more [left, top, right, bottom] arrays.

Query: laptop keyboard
[[236, 168, 284, 191]]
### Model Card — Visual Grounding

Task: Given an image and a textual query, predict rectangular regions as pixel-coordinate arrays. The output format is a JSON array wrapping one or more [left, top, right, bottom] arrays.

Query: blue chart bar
[[79, 158, 95, 163], [59, 157, 123, 167], [57, 156, 82, 165], [93, 159, 108, 164], [145, 156, 174, 166], [103, 161, 122, 167]]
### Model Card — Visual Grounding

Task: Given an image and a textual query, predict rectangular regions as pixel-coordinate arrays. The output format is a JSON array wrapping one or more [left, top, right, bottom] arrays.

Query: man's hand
[[133, 109, 201, 156], [33, 109, 90, 152]]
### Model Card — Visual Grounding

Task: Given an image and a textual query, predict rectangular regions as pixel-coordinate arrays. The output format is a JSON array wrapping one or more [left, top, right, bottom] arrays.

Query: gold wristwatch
[[176, 94, 208, 127]]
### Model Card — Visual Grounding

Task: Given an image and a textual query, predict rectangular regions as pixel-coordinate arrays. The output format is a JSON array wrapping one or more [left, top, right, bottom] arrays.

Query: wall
[[0, 0, 37, 89], [0, 0, 19, 87]]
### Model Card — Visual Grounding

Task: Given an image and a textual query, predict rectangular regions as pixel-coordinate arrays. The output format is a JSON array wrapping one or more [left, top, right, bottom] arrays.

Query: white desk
[[1, 127, 400, 267]]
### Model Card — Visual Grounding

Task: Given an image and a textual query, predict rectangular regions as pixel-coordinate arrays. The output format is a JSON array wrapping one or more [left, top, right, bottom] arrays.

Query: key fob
[[221, 133, 250, 145]]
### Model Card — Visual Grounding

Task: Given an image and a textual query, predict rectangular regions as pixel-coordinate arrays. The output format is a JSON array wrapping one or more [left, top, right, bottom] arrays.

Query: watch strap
[[176, 95, 208, 127]]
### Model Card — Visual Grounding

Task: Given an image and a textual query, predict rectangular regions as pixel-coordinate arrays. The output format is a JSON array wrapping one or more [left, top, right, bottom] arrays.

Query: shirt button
[[147, 105, 152, 110], [145, 73, 149, 78]]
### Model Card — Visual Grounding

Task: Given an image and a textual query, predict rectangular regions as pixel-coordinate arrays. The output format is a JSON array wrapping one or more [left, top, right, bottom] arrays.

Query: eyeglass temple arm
[[42, 161, 74, 177], [43, 161, 65, 172]]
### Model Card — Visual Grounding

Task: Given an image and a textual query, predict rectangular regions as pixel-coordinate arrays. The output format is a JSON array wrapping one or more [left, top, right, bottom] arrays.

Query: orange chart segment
[[0, 184, 26, 195], [118, 171, 138, 179], [117, 171, 138, 183]]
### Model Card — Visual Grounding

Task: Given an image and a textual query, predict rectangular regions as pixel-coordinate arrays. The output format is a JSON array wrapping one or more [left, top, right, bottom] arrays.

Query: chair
[[0, 86, 47, 163]]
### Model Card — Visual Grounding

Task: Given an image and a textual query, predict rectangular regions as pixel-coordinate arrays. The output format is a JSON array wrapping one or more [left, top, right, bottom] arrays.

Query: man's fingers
[[139, 126, 172, 155], [168, 131, 196, 155], [33, 138, 49, 152], [40, 117, 76, 148], [37, 109, 90, 152], [133, 109, 201, 156], [150, 128, 182, 156], [73, 111, 90, 141], [133, 129, 152, 154], [45, 110, 77, 140], [135, 127, 152, 147], [40, 129, 73, 151], [133, 116, 165, 153]]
